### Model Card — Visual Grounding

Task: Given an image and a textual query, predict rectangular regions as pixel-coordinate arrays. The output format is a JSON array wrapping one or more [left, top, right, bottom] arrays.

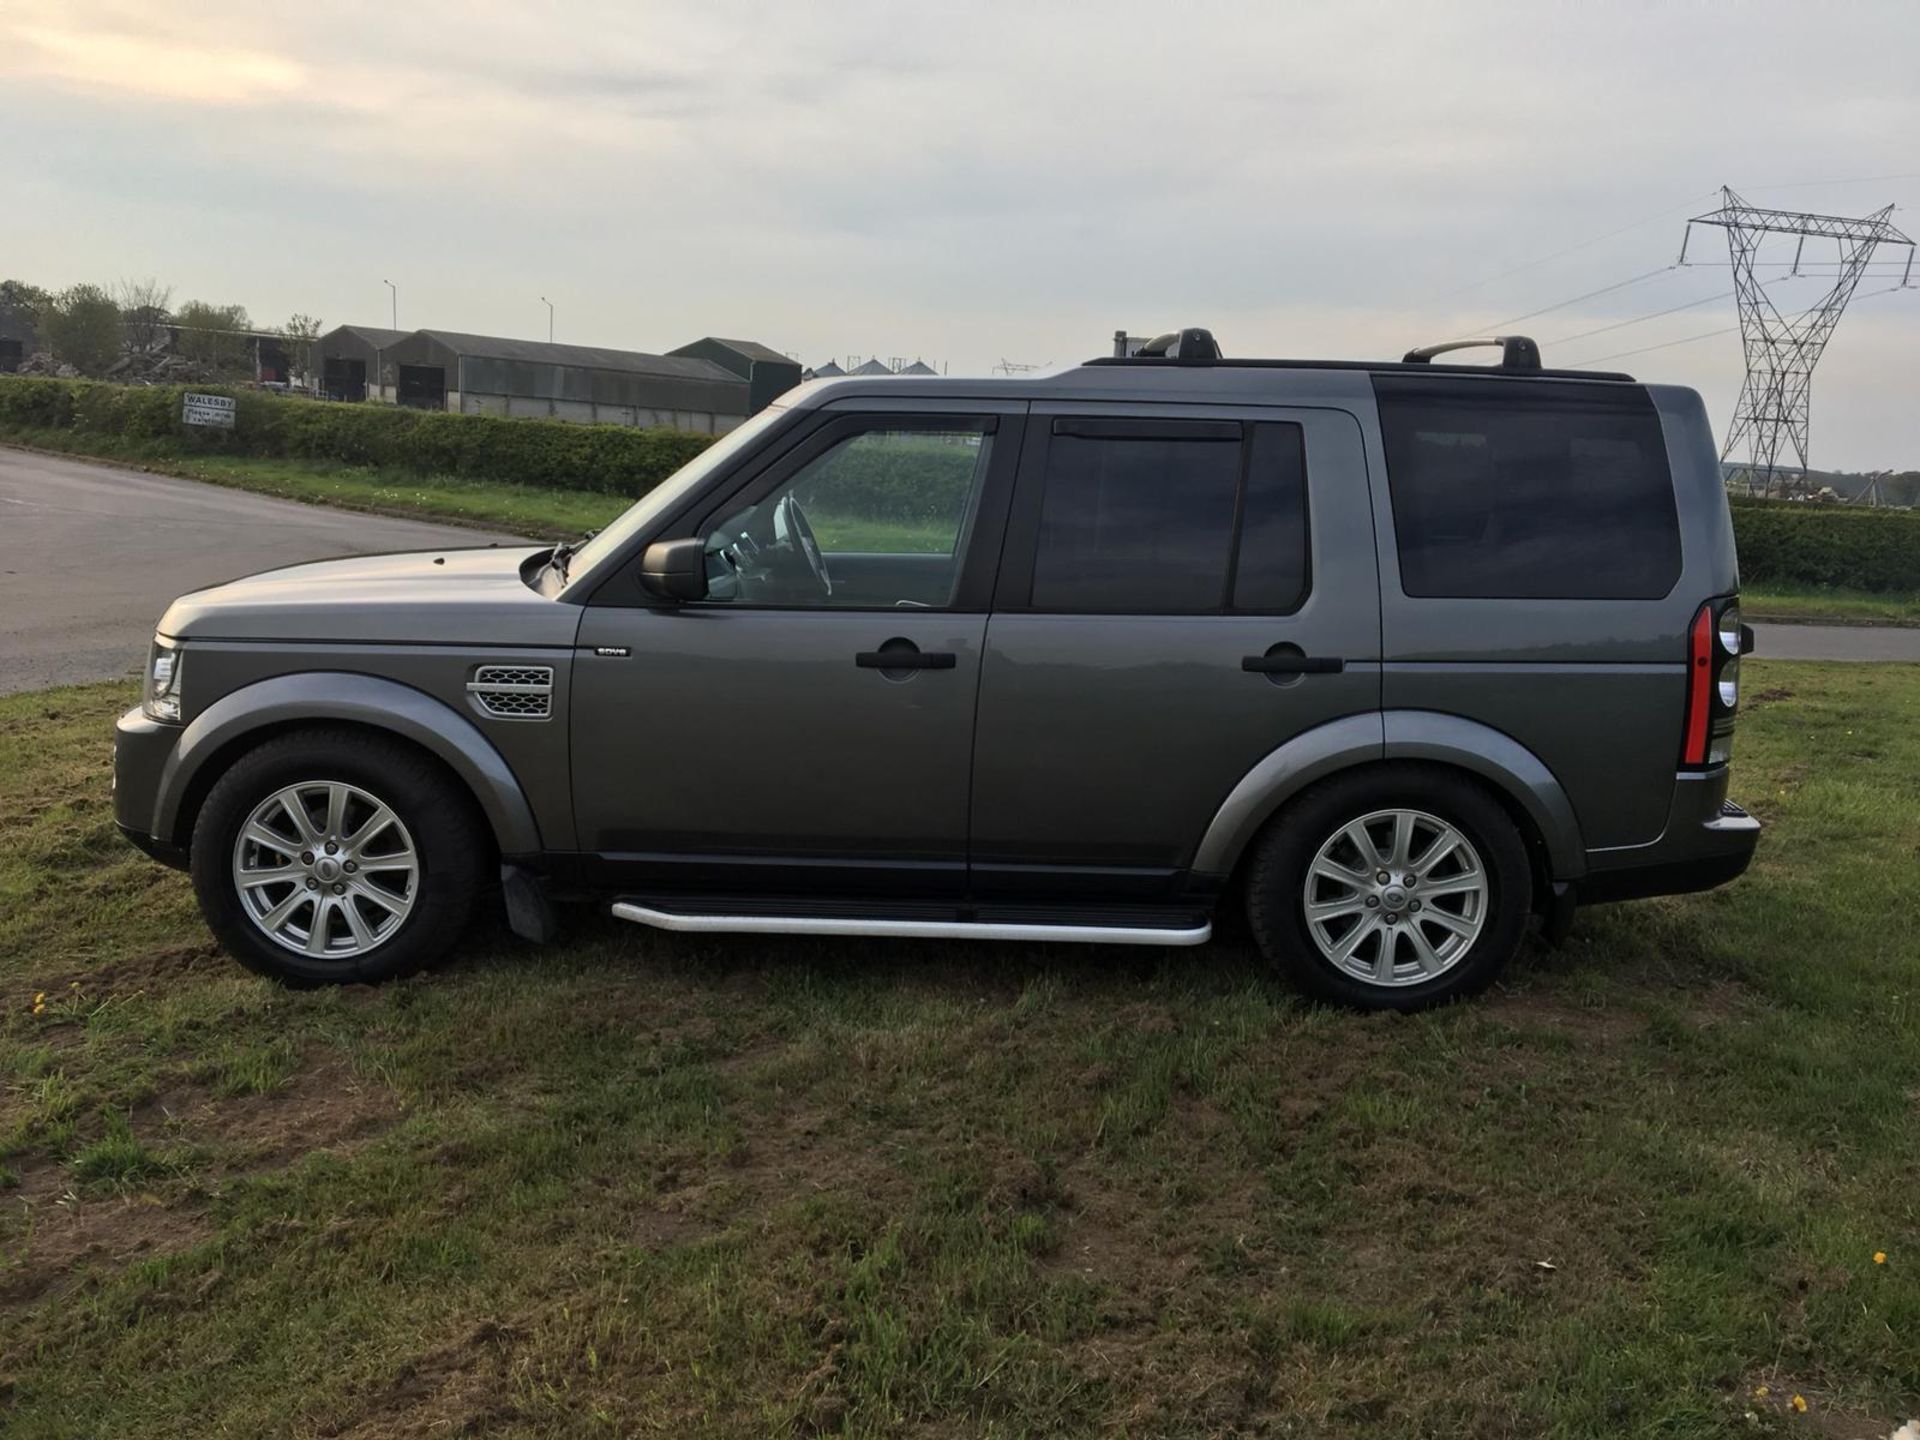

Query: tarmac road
[[1747, 622, 1920, 662], [0, 447, 527, 695]]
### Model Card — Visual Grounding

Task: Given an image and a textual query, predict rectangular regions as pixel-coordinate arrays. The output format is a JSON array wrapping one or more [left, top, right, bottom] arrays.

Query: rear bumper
[[1577, 770, 1759, 905]]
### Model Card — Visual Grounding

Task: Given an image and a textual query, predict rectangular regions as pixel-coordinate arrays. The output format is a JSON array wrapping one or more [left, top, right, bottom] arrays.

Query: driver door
[[571, 405, 1025, 899]]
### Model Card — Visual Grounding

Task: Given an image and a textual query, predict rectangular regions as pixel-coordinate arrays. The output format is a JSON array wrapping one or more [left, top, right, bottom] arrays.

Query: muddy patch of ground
[[0, 1157, 213, 1308], [148, 1054, 405, 1172]]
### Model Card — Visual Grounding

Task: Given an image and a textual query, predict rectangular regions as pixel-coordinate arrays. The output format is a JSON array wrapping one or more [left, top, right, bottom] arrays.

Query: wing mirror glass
[[638, 538, 708, 602]]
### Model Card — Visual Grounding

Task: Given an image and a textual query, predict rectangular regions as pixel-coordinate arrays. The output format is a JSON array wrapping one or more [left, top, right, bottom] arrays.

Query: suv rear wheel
[[189, 729, 486, 984], [1246, 767, 1531, 1011]]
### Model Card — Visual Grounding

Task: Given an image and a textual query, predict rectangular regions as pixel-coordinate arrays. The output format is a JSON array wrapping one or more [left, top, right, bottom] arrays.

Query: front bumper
[[114, 705, 189, 871], [1577, 770, 1760, 905]]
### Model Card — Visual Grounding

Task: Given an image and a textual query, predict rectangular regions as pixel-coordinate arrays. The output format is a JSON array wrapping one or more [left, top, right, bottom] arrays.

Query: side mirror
[[638, 538, 708, 602]]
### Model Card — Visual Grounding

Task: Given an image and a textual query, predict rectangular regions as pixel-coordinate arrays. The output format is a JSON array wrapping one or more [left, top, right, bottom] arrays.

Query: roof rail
[[1402, 336, 1542, 371]]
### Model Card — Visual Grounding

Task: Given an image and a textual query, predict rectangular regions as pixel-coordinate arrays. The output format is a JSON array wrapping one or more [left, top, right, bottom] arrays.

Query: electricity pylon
[[1681, 187, 1914, 499]]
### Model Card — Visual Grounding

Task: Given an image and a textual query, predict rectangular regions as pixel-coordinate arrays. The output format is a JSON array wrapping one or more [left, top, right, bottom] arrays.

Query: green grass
[[1, 429, 625, 540], [2, 667, 1919, 1436], [1743, 582, 1920, 627]]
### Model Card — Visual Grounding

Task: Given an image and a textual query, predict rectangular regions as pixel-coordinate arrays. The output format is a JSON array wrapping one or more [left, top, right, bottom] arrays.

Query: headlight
[[143, 637, 183, 723]]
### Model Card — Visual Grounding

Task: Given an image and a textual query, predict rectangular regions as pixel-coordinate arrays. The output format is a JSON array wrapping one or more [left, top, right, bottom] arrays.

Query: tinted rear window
[[1374, 377, 1681, 600], [1028, 421, 1310, 613], [1032, 432, 1242, 612]]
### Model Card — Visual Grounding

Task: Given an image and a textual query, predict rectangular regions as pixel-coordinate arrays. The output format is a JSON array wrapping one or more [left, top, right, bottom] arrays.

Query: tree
[[114, 277, 173, 352], [172, 300, 253, 375], [281, 313, 322, 387], [0, 279, 51, 329], [42, 284, 123, 376]]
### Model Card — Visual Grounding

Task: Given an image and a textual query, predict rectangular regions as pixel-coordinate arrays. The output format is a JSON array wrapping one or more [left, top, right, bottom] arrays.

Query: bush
[[1729, 497, 1920, 593], [0, 376, 716, 496]]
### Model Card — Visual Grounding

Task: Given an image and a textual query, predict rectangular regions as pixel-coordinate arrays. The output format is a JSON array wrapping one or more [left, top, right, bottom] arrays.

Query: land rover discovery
[[113, 329, 1759, 1010]]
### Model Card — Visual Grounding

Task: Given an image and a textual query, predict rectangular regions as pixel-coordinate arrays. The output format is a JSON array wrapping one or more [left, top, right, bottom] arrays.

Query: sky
[[3, 0, 1918, 467]]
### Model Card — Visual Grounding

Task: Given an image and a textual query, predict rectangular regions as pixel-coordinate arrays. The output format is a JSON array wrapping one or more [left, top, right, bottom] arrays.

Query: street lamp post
[[540, 296, 553, 344], [383, 279, 397, 330]]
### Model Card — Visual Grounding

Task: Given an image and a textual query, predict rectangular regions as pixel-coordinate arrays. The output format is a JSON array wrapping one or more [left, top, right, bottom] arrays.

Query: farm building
[[314, 327, 762, 433], [668, 337, 802, 414], [316, 325, 409, 401]]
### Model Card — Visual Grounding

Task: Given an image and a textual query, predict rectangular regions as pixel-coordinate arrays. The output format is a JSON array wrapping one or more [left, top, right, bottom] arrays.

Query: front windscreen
[[562, 405, 793, 582]]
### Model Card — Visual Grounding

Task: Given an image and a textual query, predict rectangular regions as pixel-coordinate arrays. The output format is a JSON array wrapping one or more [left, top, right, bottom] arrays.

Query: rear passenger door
[[968, 405, 1380, 900]]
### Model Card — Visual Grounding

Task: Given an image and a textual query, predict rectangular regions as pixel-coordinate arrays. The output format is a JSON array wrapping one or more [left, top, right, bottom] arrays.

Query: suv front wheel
[[1247, 767, 1532, 1011], [189, 729, 486, 984]]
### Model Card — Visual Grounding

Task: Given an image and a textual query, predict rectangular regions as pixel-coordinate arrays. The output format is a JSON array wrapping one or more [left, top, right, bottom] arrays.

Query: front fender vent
[[468, 665, 554, 721]]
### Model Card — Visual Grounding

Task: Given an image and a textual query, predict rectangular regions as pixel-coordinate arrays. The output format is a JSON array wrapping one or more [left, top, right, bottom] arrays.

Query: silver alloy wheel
[[231, 780, 419, 959], [1301, 807, 1488, 988]]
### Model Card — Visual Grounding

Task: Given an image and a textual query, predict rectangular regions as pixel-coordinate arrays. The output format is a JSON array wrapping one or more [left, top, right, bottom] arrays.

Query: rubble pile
[[10, 349, 231, 383]]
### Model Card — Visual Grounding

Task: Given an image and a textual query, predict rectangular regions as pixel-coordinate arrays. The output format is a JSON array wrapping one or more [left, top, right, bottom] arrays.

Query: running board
[[609, 901, 1212, 947]]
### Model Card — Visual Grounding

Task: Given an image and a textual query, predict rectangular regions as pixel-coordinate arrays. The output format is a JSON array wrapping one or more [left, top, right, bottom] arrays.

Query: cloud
[[1, 0, 1916, 464], [6, 18, 305, 105]]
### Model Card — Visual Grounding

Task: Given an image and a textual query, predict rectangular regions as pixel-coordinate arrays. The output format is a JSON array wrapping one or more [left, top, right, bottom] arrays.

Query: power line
[[1561, 280, 1911, 371], [1436, 176, 1919, 311], [1745, 171, 1920, 193], [1542, 289, 1733, 348], [1466, 265, 1679, 336], [1431, 190, 1719, 304], [1564, 325, 1740, 367]]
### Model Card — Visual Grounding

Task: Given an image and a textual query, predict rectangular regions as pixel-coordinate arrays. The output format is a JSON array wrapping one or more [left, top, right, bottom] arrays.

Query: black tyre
[[1245, 765, 1531, 1011], [189, 728, 487, 985]]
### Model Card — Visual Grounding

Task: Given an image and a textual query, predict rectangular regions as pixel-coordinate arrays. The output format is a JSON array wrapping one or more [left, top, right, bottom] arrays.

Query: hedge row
[[0, 376, 715, 496], [1728, 496, 1920, 593]]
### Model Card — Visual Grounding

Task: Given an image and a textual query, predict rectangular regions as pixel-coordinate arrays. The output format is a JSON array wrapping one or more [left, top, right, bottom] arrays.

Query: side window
[[1029, 420, 1310, 614], [700, 422, 993, 608], [1374, 377, 1682, 600], [1233, 423, 1311, 612]]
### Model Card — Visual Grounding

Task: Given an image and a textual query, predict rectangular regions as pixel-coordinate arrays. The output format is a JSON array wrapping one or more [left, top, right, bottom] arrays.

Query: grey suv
[[113, 329, 1759, 1010]]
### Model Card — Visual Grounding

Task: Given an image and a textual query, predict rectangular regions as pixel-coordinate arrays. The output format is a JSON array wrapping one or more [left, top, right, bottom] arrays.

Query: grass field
[[2, 661, 1918, 1437], [1743, 583, 1920, 628]]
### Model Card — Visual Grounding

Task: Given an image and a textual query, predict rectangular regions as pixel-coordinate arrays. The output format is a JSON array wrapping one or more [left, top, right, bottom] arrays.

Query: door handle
[[856, 649, 957, 670], [1241, 654, 1345, 675]]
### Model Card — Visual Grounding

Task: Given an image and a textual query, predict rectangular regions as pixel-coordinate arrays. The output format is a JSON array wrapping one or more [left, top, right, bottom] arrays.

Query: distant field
[[1743, 582, 1920, 626], [3, 661, 1917, 1436]]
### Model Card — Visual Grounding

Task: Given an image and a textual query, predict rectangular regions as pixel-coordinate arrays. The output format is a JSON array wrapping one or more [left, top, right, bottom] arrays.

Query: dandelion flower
[[1754, 1385, 1770, 1398], [1791, 1394, 1807, 1413], [32, 1003, 45, 1015], [33, 991, 45, 1004], [1874, 1251, 1887, 1265]]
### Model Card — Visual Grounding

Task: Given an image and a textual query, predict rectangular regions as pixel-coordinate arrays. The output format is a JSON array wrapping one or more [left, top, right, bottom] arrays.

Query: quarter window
[[1374, 377, 1682, 600], [1029, 420, 1310, 614]]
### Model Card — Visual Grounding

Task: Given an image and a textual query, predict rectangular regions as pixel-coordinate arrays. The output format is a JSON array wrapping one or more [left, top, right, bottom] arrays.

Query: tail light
[[1681, 597, 1742, 768]]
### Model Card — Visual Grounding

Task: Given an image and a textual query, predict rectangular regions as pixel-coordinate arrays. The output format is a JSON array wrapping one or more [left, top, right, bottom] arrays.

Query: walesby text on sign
[[181, 393, 237, 429]]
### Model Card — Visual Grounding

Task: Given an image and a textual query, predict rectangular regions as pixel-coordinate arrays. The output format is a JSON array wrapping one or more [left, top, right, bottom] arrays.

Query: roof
[[849, 358, 895, 376], [898, 360, 937, 376], [409, 329, 736, 381], [808, 360, 845, 377], [1084, 355, 1634, 382], [680, 337, 795, 366], [323, 325, 410, 349]]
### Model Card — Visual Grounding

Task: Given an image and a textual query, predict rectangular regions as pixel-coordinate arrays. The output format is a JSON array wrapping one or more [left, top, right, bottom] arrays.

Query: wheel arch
[[154, 672, 542, 856], [1192, 710, 1584, 885]]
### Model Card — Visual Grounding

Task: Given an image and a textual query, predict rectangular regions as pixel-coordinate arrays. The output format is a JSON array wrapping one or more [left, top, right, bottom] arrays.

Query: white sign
[[181, 393, 237, 428]]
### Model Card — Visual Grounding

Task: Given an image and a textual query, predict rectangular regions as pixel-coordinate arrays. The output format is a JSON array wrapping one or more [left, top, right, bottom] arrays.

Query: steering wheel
[[773, 493, 832, 599]]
